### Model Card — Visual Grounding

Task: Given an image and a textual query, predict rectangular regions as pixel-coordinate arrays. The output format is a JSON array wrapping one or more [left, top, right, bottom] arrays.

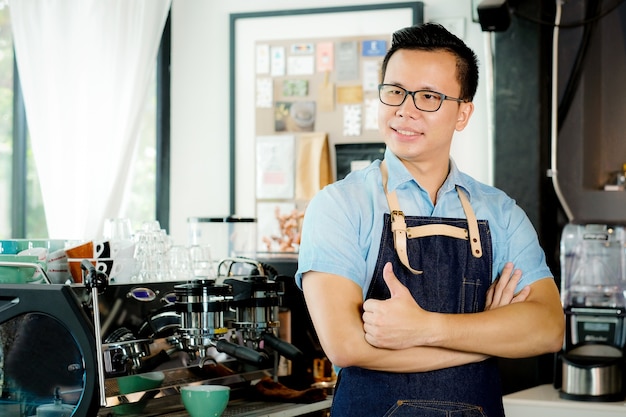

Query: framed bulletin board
[[229, 3, 424, 215], [254, 33, 389, 161]]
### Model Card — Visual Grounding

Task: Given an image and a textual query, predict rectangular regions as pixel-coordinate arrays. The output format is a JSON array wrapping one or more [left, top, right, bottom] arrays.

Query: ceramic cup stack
[[45, 247, 71, 284], [102, 218, 137, 284], [64, 218, 138, 284], [66, 241, 115, 283]]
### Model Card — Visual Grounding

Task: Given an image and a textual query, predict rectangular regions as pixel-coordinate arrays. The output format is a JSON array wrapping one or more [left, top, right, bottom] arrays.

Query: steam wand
[[81, 259, 109, 407]]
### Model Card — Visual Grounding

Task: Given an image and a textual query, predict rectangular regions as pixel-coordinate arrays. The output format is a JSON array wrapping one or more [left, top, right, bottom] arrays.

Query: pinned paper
[[287, 56, 315, 75], [256, 135, 295, 199], [271, 46, 286, 76], [316, 42, 334, 72], [362, 60, 380, 92], [291, 43, 314, 55], [362, 40, 388, 57], [336, 41, 359, 81], [337, 85, 363, 104], [275, 101, 316, 132], [343, 105, 362, 136], [256, 77, 273, 108], [283, 79, 308, 97], [317, 71, 335, 112], [364, 98, 379, 130], [256, 44, 270, 74]]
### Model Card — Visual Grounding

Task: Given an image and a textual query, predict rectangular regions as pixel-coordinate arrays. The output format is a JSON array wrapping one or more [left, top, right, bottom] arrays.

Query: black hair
[[380, 23, 479, 102]]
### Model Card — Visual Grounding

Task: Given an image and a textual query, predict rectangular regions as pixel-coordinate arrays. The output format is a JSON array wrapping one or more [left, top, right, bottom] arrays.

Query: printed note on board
[[362, 40, 388, 57], [271, 46, 286, 76], [256, 44, 270, 74], [336, 41, 359, 81], [256, 78, 273, 108], [256, 135, 295, 199], [362, 60, 380, 92], [343, 104, 362, 136], [316, 42, 334, 72]]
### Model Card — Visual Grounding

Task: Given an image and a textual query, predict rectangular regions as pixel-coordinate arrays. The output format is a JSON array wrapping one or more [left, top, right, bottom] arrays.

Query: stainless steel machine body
[[0, 258, 305, 417]]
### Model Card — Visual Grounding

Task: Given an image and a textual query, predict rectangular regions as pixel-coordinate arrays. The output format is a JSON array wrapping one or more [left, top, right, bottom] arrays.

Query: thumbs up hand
[[362, 262, 432, 349]]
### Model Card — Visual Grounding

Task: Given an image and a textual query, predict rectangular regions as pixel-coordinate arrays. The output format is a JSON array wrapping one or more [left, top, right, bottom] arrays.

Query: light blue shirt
[[295, 148, 552, 299]]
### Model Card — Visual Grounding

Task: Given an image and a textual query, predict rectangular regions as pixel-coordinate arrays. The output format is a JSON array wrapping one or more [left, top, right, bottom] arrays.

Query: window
[[0, 1, 13, 237], [1, 6, 169, 239]]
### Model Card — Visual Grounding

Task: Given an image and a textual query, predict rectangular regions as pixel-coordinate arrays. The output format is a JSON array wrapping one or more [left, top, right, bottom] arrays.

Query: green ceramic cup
[[117, 371, 165, 395], [180, 385, 230, 417], [0, 254, 46, 283], [113, 371, 165, 416]]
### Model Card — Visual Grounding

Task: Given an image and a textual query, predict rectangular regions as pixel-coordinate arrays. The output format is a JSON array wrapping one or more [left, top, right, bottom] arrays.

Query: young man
[[295, 23, 564, 416]]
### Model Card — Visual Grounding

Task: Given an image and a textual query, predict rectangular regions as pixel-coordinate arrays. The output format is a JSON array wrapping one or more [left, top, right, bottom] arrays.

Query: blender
[[558, 223, 626, 401]]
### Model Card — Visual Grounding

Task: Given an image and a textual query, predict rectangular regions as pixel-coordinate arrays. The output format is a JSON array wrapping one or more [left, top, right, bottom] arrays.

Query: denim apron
[[330, 162, 504, 417]]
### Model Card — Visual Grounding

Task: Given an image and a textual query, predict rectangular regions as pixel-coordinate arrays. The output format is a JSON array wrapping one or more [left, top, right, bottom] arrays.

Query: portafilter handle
[[214, 339, 268, 366], [262, 333, 303, 360]]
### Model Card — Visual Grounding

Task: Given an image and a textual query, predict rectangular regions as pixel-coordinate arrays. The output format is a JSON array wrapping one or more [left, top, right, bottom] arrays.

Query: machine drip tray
[[99, 367, 332, 417], [113, 396, 332, 417], [222, 399, 332, 417]]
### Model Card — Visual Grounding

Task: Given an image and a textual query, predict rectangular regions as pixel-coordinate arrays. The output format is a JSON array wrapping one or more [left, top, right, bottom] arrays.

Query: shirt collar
[[383, 148, 472, 201]]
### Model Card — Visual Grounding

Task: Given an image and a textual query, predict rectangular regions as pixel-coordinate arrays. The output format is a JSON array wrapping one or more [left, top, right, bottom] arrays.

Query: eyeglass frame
[[378, 83, 466, 112]]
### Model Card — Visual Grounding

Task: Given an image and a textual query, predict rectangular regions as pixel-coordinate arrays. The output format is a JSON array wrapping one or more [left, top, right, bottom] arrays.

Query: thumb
[[382, 262, 409, 298]]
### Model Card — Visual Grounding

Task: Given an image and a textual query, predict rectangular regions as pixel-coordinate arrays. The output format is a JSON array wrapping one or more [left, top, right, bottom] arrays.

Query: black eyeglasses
[[378, 84, 465, 112]]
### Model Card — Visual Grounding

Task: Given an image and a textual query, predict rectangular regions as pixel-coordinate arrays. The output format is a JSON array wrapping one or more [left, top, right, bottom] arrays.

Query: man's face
[[378, 49, 473, 166]]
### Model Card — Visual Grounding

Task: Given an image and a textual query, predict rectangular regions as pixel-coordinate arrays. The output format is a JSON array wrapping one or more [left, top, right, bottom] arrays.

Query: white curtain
[[9, 0, 171, 240]]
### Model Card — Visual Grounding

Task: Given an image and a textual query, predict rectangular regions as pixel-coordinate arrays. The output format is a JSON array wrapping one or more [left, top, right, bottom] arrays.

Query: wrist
[[422, 311, 446, 347]]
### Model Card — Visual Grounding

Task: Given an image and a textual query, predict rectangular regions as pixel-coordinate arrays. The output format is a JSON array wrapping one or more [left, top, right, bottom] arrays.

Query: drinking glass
[[167, 245, 192, 281], [189, 245, 215, 279], [103, 218, 133, 241]]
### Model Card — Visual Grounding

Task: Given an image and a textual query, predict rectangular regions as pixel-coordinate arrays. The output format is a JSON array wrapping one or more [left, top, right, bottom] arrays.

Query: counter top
[[151, 398, 332, 417], [503, 384, 626, 417], [222, 398, 332, 417]]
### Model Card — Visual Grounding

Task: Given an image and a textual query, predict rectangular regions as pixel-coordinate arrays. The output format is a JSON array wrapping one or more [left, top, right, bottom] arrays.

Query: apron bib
[[331, 162, 504, 417]]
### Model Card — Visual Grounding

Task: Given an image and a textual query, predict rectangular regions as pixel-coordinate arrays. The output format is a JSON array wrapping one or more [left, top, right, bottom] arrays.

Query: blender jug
[[187, 216, 257, 263], [561, 223, 625, 308]]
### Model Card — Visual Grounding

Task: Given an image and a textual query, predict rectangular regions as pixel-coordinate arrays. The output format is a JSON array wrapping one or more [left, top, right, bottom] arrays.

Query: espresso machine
[[557, 223, 626, 401], [0, 257, 308, 417], [217, 258, 303, 368]]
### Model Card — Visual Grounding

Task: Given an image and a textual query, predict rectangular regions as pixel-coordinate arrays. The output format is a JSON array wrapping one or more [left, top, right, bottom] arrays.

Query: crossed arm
[[302, 262, 564, 373]]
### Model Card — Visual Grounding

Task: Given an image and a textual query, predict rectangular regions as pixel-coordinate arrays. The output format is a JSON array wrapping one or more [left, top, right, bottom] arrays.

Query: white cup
[[94, 241, 111, 259], [47, 264, 71, 284], [47, 248, 68, 265], [18, 247, 48, 261], [111, 241, 136, 259], [110, 258, 138, 283]]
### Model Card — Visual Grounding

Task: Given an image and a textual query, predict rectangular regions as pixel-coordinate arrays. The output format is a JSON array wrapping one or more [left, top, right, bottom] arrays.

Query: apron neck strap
[[381, 160, 421, 274], [380, 160, 483, 270]]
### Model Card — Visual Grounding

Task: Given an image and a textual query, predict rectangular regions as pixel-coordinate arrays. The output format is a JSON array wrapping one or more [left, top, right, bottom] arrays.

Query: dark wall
[[556, 0, 626, 224], [492, 0, 563, 394], [493, 0, 563, 280], [491, 0, 626, 395]]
